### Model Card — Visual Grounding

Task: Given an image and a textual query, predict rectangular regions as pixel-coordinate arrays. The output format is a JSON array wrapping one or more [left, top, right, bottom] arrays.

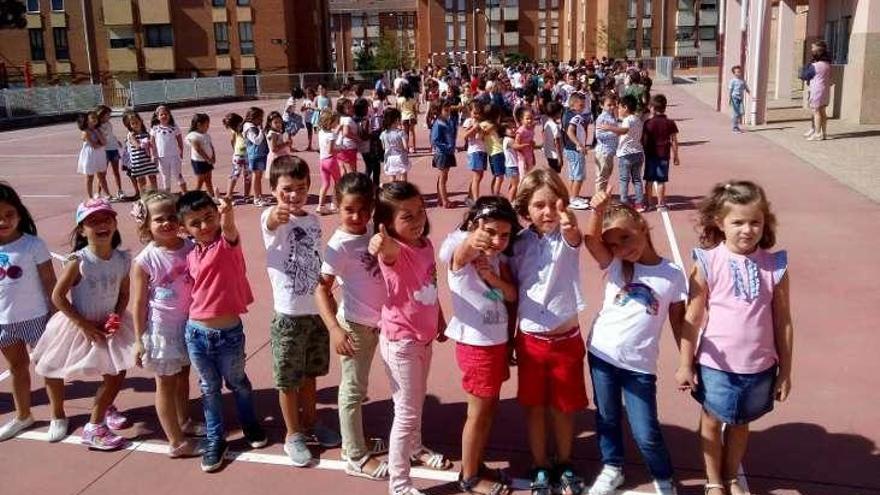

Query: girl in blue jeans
[[583, 192, 688, 495]]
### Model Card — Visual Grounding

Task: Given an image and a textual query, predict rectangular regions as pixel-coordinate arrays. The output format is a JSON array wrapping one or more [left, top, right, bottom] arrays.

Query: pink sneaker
[[105, 405, 129, 431], [81, 423, 127, 451]]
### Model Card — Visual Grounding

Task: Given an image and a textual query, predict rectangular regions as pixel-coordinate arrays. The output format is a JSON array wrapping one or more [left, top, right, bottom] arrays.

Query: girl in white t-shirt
[[130, 192, 202, 458], [0, 184, 63, 443], [150, 106, 187, 193], [315, 173, 389, 480], [459, 103, 487, 204], [380, 108, 410, 182], [317, 110, 341, 215], [582, 191, 686, 495], [438, 196, 519, 495], [185, 113, 216, 198]]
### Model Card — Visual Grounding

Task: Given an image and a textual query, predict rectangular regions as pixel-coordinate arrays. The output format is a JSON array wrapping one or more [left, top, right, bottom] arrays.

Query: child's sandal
[[410, 447, 452, 471], [530, 468, 553, 495], [459, 473, 509, 495], [344, 453, 388, 481], [556, 464, 586, 495], [704, 482, 726, 494], [726, 478, 747, 494]]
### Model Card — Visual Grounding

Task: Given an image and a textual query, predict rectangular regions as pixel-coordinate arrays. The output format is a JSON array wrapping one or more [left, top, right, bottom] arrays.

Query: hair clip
[[130, 201, 147, 226]]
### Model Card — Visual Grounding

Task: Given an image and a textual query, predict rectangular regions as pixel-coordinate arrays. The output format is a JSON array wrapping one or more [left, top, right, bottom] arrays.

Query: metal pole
[[81, 0, 95, 84], [749, 0, 767, 126], [716, 0, 725, 112], [660, 0, 666, 56]]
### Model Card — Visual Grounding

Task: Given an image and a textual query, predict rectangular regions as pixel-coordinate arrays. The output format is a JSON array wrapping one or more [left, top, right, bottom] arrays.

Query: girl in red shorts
[[509, 169, 589, 495], [439, 196, 520, 495]]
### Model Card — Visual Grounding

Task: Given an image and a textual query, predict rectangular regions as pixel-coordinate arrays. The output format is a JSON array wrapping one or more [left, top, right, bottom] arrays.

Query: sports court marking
[[12, 430, 653, 494]]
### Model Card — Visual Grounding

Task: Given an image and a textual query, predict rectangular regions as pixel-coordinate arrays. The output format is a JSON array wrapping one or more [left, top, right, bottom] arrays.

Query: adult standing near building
[[806, 40, 832, 141]]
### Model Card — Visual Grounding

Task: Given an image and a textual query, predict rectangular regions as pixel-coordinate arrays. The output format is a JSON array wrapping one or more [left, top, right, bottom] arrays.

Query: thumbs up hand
[[369, 224, 400, 264], [469, 218, 493, 253]]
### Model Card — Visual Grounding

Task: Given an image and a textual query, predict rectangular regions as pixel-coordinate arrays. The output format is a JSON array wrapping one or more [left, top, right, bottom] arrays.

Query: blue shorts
[[106, 149, 120, 163], [692, 364, 776, 424], [505, 166, 519, 178], [468, 151, 487, 172], [564, 149, 586, 181], [644, 156, 670, 183], [489, 153, 506, 177], [432, 152, 456, 170], [248, 155, 268, 172]]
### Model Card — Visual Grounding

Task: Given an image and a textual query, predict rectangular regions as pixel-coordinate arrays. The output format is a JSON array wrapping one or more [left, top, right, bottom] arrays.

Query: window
[[628, 0, 637, 18], [28, 29, 44, 60], [239, 22, 254, 55], [53, 27, 69, 59], [642, 27, 652, 49], [504, 20, 518, 32], [27, 0, 39, 12], [627, 27, 637, 50], [214, 23, 229, 54], [145, 24, 173, 47], [212, 0, 225, 5], [644, 0, 652, 17], [51, 0, 63, 10], [237, 0, 250, 5], [699, 26, 716, 41], [108, 27, 136, 48], [446, 15, 454, 49], [458, 12, 466, 49]]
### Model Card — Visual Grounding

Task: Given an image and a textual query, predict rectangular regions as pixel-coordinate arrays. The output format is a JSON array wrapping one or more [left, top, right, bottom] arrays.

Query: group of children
[[1, 141, 792, 495]]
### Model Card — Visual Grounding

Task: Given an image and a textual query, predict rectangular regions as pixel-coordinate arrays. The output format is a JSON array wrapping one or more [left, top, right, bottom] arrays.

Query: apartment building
[[329, 0, 418, 72], [0, 0, 330, 88], [415, 0, 563, 65]]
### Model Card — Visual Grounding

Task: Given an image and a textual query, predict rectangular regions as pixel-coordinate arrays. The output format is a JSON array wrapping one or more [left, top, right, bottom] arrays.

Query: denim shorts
[[432, 152, 457, 170], [467, 151, 487, 171], [247, 155, 268, 172], [692, 364, 776, 424], [644, 156, 670, 183], [505, 166, 519, 178], [489, 153, 506, 177], [191, 160, 214, 176], [564, 149, 586, 181]]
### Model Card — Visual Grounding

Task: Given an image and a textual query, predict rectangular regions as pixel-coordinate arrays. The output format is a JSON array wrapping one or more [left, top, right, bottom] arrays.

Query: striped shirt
[[127, 131, 158, 178]]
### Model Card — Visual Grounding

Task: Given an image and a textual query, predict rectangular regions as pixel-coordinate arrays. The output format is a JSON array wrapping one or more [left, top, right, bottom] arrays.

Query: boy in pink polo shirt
[[177, 190, 267, 473]]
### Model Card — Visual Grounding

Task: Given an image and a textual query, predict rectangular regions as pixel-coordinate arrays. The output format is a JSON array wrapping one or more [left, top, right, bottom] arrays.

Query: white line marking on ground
[[21, 194, 72, 198], [12, 430, 652, 493]]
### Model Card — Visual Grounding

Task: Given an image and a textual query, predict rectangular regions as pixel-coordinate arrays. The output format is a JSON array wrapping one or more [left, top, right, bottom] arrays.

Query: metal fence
[[0, 84, 104, 121], [129, 76, 237, 107], [233, 71, 388, 98]]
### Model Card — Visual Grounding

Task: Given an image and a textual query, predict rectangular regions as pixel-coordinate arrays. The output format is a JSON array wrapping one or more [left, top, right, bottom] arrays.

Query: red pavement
[[0, 85, 878, 495]]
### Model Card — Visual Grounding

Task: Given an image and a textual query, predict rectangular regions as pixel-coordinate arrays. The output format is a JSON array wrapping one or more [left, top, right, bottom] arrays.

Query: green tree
[[597, 21, 627, 58], [374, 33, 412, 71]]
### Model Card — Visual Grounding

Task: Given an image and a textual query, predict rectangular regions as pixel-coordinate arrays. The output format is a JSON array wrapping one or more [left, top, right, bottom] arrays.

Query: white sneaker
[[589, 465, 624, 495], [0, 415, 34, 441], [803, 128, 815, 137], [570, 197, 590, 210], [654, 479, 678, 495], [47, 418, 69, 443]]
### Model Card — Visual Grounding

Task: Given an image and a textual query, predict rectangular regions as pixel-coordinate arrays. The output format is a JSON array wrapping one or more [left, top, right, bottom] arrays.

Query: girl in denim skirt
[[677, 181, 793, 495]]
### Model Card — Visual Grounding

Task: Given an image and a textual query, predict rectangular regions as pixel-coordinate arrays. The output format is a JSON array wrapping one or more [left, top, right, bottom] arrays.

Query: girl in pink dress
[[514, 108, 538, 176], [32, 198, 136, 451], [806, 40, 832, 141]]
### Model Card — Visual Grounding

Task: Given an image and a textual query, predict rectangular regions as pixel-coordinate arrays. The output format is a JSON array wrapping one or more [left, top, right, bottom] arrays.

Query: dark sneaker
[[242, 423, 268, 449], [200, 438, 228, 473], [306, 424, 341, 448]]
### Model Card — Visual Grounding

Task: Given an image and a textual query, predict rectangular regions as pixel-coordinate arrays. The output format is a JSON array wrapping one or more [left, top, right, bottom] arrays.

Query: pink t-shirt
[[187, 235, 254, 320], [693, 244, 788, 374], [378, 238, 439, 342]]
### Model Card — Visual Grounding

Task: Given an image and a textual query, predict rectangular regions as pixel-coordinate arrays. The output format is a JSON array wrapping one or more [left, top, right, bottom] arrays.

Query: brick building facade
[[0, 0, 330, 88]]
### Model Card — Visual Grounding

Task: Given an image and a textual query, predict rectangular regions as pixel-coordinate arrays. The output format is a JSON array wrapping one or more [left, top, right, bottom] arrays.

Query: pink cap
[[75, 198, 117, 224]]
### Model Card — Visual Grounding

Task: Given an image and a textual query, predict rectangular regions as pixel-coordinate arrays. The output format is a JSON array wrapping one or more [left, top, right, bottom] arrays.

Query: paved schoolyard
[[0, 84, 878, 495]]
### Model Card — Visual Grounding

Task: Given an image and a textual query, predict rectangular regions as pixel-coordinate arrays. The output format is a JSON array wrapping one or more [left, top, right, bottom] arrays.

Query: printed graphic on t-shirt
[[614, 282, 659, 315], [481, 288, 504, 325], [284, 224, 322, 296], [358, 249, 380, 278], [154, 260, 192, 301], [0, 253, 23, 281], [412, 264, 438, 306]]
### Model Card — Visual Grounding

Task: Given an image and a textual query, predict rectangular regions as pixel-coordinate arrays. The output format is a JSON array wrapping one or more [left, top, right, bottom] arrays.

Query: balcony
[[144, 47, 174, 72], [236, 5, 252, 22], [217, 55, 231, 71], [138, 0, 170, 25], [26, 13, 41, 28], [103, 0, 133, 25], [50, 12, 66, 27], [108, 48, 138, 72], [212, 7, 227, 23], [240, 55, 255, 70]]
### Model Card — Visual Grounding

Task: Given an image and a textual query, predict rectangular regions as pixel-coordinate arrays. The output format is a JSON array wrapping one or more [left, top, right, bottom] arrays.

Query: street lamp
[[474, 6, 489, 67]]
